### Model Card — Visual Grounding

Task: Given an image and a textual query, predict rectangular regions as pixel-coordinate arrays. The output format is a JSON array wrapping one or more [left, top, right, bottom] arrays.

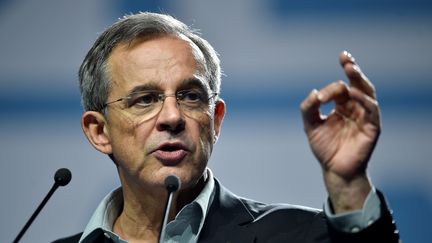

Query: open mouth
[[160, 145, 182, 151], [153, 143, 188, 165]]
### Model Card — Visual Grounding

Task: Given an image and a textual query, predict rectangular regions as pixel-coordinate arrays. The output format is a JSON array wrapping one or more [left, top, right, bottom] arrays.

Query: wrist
[[324, 170, 372, 214]]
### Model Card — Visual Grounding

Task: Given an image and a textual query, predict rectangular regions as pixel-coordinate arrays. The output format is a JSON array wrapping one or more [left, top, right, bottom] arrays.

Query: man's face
[[102, 35, 224, 191]]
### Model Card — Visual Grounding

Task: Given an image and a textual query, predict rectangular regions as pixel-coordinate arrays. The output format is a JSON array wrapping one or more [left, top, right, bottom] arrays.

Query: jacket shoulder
[[52, 232, 82, 243], [239, 196, 323, 221]]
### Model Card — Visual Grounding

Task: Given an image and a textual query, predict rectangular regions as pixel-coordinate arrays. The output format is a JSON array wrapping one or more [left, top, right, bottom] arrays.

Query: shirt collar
[[194, 168, 215, 221], [79, 168, 215, 243], [79, 187, 123, 243]]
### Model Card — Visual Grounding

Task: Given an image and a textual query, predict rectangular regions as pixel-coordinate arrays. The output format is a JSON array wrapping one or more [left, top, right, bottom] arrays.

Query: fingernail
[[344, 50, 355, 62]]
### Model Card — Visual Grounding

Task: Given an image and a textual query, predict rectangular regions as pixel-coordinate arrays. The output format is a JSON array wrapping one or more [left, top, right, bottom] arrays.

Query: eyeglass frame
[[100, 89, 219, 116]]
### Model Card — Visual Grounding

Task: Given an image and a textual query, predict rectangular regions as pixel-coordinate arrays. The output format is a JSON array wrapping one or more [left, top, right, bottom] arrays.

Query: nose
[[155, 96, 185, 134]]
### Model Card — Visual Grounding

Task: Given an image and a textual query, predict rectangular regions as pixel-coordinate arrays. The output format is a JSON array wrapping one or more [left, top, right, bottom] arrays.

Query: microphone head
[[54, 168, 72, 186], [164, 175, 181, 193]]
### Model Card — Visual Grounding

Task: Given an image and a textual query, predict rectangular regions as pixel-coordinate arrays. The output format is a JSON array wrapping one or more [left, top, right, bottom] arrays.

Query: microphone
[[13, 168, 72, 243], [158, 175, 181, 243]]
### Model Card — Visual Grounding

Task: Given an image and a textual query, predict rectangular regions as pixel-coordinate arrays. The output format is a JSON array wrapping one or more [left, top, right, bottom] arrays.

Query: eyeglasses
[[102, 89, 218, 122]]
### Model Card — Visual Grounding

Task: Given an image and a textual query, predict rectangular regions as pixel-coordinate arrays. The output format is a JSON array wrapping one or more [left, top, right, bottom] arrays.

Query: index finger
[[340, 51, 376, 99]]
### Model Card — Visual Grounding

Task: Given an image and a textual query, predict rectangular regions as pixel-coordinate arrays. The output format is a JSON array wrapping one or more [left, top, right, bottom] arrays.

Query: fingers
[[300, 89, 323, 132], [301, 82, 350, 132], [301, 52, 379, 132], [340, 51, 376, 99], [316, 81, 350, 106], [317, 81, 356, 120], [301, 81, 377, 129], [317, 81, 379, 120], [349, 87, 381, 127]]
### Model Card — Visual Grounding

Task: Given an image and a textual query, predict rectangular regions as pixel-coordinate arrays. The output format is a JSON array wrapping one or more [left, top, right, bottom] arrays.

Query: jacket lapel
[[198, 179, 256, 243]]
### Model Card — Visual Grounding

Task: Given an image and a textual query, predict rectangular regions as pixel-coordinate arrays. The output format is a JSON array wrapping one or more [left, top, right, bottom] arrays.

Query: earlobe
[[213, 99, 226, 143], [81, 111, 112, 154]]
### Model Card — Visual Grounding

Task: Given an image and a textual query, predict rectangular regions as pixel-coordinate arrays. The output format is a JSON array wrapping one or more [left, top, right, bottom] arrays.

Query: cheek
[[194, 113, 215, 155], [110, 110, 156, 139], [108, 113, 154, 164]]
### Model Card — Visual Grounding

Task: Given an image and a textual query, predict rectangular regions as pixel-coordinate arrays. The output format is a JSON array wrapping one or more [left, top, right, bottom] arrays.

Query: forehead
[[107, 34, 208, 95]]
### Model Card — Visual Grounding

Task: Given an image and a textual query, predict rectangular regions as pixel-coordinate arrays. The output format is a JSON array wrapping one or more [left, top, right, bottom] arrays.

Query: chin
[[156, 166, 205, 190]]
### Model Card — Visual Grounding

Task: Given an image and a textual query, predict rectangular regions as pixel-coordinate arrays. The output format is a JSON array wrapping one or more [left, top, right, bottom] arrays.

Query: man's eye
[[129, 93, 160, 107], [179, 90, 204, 102]]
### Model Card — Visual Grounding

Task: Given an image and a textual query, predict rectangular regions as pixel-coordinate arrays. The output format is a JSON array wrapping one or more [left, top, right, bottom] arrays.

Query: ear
[[81, 111, 112, 154], [213, 99, 226, 143]]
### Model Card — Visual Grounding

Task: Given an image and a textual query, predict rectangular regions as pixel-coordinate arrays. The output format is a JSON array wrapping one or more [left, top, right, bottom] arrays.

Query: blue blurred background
[[1, 1, 431, 242]]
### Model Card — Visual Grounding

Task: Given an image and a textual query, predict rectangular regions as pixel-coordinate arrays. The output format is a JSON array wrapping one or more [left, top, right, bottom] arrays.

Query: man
[[55, 12, 399, 242]]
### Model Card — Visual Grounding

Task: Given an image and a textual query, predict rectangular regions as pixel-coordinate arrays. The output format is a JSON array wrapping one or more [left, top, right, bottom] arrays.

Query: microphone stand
[[158, 175, 180, 243], [158, 188, 175, 243], [13, 168, 71, 243], [13, 183, 60, 243]]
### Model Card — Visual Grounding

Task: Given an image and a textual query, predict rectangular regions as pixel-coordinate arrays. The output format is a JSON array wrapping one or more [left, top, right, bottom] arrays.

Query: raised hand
[[300, 51, 381, 213]]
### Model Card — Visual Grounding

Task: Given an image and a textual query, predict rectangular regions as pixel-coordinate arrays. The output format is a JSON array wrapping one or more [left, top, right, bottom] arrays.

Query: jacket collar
[[198, 178, 256, 243]]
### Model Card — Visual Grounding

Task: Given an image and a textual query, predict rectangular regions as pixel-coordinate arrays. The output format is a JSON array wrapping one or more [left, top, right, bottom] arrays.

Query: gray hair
[[79, 12, 221, 112]]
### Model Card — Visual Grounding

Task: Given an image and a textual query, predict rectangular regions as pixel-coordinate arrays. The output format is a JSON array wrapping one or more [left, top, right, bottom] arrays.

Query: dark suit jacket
[[54, 179, 399, 243]]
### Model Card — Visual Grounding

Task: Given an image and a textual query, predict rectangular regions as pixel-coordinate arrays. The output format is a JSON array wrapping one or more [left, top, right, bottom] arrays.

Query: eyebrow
[[126, 77, 210, 95], [180, 77, 210, 91], [127, 83, 161, 95]]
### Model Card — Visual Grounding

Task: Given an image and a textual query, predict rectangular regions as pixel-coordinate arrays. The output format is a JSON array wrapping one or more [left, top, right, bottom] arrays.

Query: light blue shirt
[[79, 169, 215, 243], [79, 168, 381, 242]]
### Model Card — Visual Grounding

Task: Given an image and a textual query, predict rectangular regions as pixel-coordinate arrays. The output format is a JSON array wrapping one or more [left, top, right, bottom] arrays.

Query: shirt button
[[351, 226, 360, 233], [104, 232, 111, 239]]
